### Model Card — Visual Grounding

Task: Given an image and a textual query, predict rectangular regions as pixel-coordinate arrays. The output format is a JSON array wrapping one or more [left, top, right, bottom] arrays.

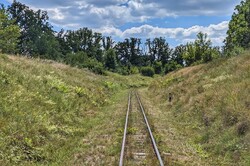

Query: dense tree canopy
[[8, 0, 61, 59], [104, 48, 117, 71], [0, 5, 20, 54], [0, 0, 247, 76], [225, 0, 250, 55]]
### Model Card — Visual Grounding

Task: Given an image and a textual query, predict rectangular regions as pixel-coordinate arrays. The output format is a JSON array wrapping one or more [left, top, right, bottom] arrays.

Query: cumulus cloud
[[6, 0, 239, 45], [94, 21, 229, 46], [13, 0, 240, 29]]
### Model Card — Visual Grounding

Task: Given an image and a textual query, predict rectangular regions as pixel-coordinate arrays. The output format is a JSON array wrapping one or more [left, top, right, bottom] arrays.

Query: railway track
[[119, 91, 164, 166]]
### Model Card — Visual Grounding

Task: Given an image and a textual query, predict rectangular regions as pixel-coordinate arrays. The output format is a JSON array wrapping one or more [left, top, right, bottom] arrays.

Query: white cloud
[[95, 21, 229, 46], [12, 0, 241, 29], [93, 26, 123, 37], [5, 0, 238, 46]]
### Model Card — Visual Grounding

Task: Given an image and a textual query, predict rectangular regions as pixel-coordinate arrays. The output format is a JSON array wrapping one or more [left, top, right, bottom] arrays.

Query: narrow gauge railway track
[[119, 91, 164, 166]]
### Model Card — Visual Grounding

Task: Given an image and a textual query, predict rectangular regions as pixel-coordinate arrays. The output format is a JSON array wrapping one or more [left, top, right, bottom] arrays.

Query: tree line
[[0, 0, 249, 76]]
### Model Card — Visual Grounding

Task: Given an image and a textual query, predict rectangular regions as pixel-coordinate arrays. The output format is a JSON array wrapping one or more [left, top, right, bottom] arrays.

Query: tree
[[225, 0, 250, 54], [102, 36, 114, 51], [195, 32, 212, 62], [182, 32, 219, 66], [8, 1, 61, 59], [183, 43, 196, 66], [115, 39, 129, 66], [129, 37, 142, 66], [195, 32, 221, 63], [115, 38, 142, 66], [63, 28, 103, 62], [56, 29, 71, 56], [172, 44, 185, 66], [104, 48, 117, 71], [0, 5, 20, 54], [145, 37, 172, 66]]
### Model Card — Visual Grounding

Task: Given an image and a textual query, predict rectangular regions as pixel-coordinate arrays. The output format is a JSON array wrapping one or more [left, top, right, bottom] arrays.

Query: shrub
[[225, 46, 245, 57], [153, 61, 162, 74], [164, 61, 182, 74], [140, 66, 155, 77], [130, 66, 139, 74], [84, 58, 106, 75], [116, 66, 130, 75], [65, 52, 88, 66]]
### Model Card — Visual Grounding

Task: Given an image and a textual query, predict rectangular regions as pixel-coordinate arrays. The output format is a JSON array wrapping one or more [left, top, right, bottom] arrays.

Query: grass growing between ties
[[0, 54, 152, 165], [145, 51, 250, 165]]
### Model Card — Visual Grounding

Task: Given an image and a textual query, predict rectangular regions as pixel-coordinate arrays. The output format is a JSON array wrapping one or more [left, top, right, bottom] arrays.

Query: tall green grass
[[0, 54, 152, 165], [148, 51, 250, 165]]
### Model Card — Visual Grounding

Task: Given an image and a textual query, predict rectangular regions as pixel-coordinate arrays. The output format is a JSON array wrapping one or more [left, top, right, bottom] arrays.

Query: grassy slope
[[0, 54, 152, 165], [146, 51, 250, 165]]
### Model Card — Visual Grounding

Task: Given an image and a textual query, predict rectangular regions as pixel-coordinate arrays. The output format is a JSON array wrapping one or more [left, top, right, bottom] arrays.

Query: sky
[[1, 0, 242, 47]]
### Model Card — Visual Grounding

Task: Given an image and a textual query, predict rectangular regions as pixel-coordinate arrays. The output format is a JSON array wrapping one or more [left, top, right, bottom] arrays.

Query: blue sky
[[1, 0, 241, 46]]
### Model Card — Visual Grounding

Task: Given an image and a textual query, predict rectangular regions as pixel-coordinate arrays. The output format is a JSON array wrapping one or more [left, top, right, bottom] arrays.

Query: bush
[[130, 66, 139, 74], [164, 61, 182, 74], [65, 52, 88, 66], [84, 58, 106, 75], [64, 52, 106, 75], [153, 61, 162, 74], [225, 46, 245, 57], [140, 66, 155, 77], [116, 66, 130, 75]]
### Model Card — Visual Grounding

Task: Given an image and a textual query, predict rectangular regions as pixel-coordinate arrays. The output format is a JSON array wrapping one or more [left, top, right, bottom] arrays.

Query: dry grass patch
[[147, 51, 250, 165]]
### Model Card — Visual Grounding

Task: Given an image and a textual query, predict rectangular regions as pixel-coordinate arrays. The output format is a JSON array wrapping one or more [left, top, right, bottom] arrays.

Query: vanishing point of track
[[119, 91, 164, 166]]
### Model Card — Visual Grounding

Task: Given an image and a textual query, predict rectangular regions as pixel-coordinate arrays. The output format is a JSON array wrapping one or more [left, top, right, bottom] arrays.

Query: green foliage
[[183, 43, 197, 66], [172, 44, 185, 66], [0, 54, 153, 165], [104, 48, 117, 71], [65, 51, 88, 66], [116, 66, 130, 75], [7, 1, 61, 59], [149, 51, 250, 165], [0, 6, 20, 54], [164, 61, 182, 74], [102, 36, 114, 51], [0, 1, 226, 77], [64, 52, 105, 75], [153, 61, 162, 74], [183, 32, 221, 66], [145, 37, 172, 66], [103, 81, 119, 91], [74, 86, 87, 97], [84, 58, 106, 75], [130, 66, 139, 74], [225, 0, 250, 54], [194, 32, 212, 62], [115, 38, 143, 66], [58, 28, 103, 60], [225, 46, 245, 57], [140, 66, 155, 77], [48, 76, 70, 93]]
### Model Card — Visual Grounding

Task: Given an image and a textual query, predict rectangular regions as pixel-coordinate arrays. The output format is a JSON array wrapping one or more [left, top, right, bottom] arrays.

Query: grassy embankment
[[0, 54, 152, 165], [144, 51, 250, 165]]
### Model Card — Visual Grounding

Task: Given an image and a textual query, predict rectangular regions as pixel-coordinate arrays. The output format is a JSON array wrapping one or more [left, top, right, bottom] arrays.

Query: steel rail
[[135, 92, 164, 166], [119, 92, 131, 166]]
